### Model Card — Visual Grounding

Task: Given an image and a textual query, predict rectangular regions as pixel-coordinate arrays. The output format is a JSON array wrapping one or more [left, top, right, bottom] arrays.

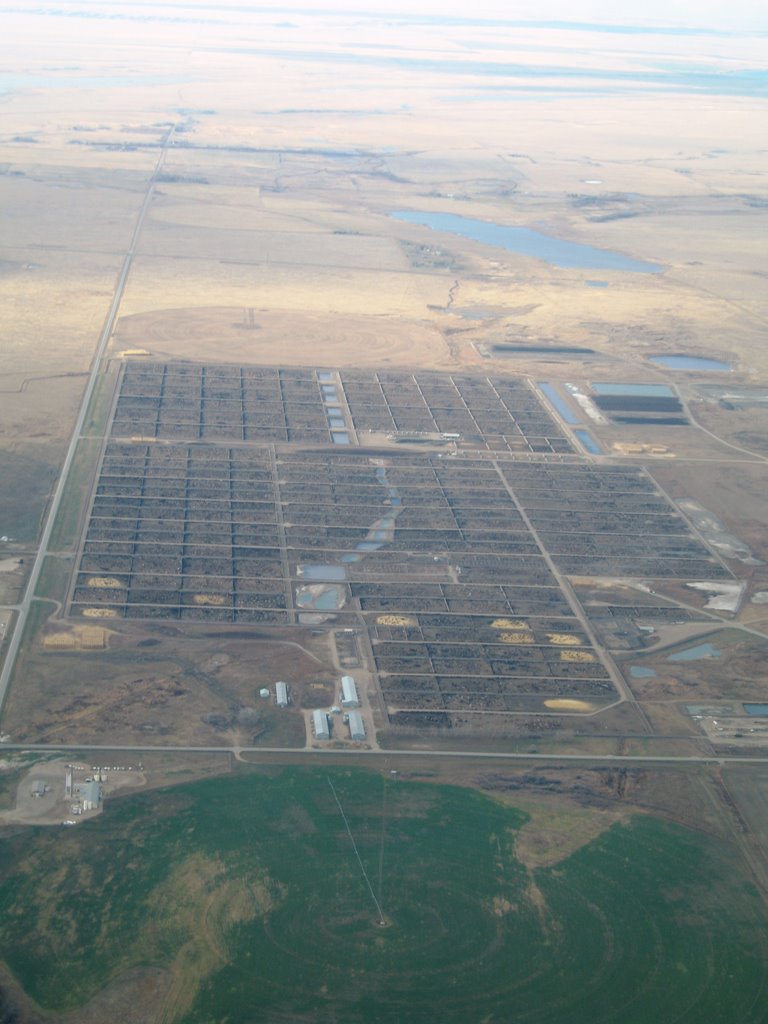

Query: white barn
[[312, 709, 330, 741], [348, 710, 365, 741], [275, 681, 289, 707], [340, 675, 360, 708]]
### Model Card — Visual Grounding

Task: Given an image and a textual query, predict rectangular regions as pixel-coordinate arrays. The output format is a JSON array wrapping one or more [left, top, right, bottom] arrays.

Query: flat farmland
[[0, 767, 765, 1024]]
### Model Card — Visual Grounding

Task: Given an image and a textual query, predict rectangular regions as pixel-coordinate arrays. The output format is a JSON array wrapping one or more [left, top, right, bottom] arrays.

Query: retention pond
[[649, 355, 731, 372], [668, 642, 722, 662]]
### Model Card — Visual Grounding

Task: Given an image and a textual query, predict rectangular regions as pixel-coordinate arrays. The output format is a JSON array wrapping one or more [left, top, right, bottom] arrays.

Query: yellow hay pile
[[547, 633, 581, 646], [499, 632, 535, 645], [559, 650, 595, 663], [193, 594, 226, 606], [44, 626, 108, 650], [79, 627, 107, 649], [82, 608, 118, 618], [544, 699, 593, 712], [491, 618, 528, 631], [376, 614, 416, 627], [43, 633, 76, 650], [612, 443, 671, 456], [86, 576, 124, 589]]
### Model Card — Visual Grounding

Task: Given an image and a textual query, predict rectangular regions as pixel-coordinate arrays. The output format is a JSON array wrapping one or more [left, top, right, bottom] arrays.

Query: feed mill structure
[[340, 676, 360, 708]]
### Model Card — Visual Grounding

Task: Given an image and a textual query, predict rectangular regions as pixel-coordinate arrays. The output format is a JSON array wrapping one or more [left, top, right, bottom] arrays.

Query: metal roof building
[[312, 709, 330, 741], [340, 675, 360, 708], [275, 681, 289, 707], [348, 710, 365, 741], [75, 780, 102, 811]]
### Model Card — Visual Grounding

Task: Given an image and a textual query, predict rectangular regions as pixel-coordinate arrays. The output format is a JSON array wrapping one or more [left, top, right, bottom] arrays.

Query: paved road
[[0, 126, 176, 717], [2, 741, 768, 767]]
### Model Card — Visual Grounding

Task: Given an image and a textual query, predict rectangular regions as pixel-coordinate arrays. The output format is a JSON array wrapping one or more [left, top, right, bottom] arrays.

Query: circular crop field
[[0, 768, 766, 1024]]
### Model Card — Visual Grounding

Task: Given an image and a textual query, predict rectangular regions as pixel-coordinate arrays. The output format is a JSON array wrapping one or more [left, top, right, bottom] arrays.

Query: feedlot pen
[[69, 362, 731, 730]]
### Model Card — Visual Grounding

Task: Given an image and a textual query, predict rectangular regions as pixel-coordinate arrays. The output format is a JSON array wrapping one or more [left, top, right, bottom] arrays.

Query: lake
[[391, 211, 662, 272]]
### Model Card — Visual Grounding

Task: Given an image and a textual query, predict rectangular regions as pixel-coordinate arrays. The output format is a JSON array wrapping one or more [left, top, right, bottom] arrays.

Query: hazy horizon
[[170, 0, 766, 31]]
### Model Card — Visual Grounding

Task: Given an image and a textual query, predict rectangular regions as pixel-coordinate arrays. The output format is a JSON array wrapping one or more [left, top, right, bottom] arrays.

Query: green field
[[0, 447, 58, 545], [81, 365, 118, 438], [34, 554, 72, 602], [47, 436, 101, 553], [0, 768, 766, 1023]]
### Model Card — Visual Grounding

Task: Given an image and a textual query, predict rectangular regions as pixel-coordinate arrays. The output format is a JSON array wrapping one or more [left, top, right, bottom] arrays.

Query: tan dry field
[[108, 151, 768, 377], [114, 306, 453, 369], [0, 558, 25, 607], [621, 628, 768, 704], [2, 620, 333, 748], [0, 15, 765, 421], [687, 401, 768, 457], [650, 459, 768, 565], [594, 420, 745, 460]]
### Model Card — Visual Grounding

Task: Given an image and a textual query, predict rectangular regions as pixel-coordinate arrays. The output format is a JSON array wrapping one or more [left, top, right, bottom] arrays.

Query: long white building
[[312, 709, 330, 741], [348, 710, 365, 741], [275, 681, 289, 707], [340, 675, 359, 708]]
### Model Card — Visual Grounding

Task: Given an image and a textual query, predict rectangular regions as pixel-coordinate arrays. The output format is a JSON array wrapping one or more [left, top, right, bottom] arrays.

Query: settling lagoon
[[649, 355, 731, 372], [537, 383, 580, 424], [592, 382, 675, 398], [630, 666, 658, 678], [574, 429, 603, 454], [668, 643, 722, 662]]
